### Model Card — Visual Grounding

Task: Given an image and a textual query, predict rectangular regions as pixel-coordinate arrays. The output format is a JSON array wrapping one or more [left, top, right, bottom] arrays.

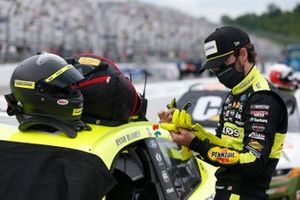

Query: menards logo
[[14, 79, 35, 89]]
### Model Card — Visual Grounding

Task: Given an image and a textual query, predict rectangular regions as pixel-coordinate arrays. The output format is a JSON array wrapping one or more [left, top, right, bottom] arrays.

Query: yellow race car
[[0, 115, 216, 200]]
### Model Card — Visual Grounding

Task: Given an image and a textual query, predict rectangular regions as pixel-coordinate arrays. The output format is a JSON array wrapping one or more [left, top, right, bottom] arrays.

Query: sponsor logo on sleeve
[[222, 126, 240, 137], [235, 112, 241, 120], [248, 140, 264, 151], [250, 110, 269, 117], [245, 145, 262, 158], [249, 117, 268, 123], [251, 124, 266, 132], [208, 147, 240, 164], [240, 94, 247, 101], [249, 132, 265, 140], [250, 104, 270, 110], [246, 140, 264, 158]]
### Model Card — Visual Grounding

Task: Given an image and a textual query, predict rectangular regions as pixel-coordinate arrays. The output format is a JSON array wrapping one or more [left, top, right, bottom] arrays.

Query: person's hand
[[158, 108, 176, 123], [170, 128, 195, 147], [158, 98, 178, 123]]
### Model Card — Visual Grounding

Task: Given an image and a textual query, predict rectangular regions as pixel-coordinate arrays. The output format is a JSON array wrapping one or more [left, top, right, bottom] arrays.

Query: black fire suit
[[189, 66, 288, 200]]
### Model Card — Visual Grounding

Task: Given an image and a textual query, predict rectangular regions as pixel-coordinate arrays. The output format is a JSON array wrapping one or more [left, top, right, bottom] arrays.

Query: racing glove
[[161, 99, 193, 160], [161, 108, 226, 147]]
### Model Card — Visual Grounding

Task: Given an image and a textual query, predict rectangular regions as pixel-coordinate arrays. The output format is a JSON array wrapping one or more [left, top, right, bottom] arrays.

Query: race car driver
[[159, 26, 288, 200]]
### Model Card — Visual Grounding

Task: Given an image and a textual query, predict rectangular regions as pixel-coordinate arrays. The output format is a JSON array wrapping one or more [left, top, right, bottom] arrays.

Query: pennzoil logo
[[211, 150, 235, 158], [14, 79, 35, 89], [208, 147, 239, 164], [78, 57, 101, 66], [72, 107, 83, 116]]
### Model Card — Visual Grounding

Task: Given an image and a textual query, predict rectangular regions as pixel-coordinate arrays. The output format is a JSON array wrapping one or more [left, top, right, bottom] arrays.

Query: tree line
[[221, 3, 300, 45]]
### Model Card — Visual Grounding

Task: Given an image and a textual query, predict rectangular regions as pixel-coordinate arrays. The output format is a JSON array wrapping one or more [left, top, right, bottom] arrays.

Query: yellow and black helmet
[[5, 52, 90, 138]]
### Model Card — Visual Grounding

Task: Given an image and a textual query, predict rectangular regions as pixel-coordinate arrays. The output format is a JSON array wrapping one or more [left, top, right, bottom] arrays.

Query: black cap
[[200, 26, 250, 71]]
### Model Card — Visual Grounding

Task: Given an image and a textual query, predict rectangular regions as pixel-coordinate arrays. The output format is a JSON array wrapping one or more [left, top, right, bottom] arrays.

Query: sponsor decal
[[216, 186, 225, 190], [227, 186, 233, 191], [256, 82, 261, 89], [225, 97, 231, 104], [249, 117, 268, 123], [78, 56, 101, 66], [57, 99, 69, 105], [235, 121, 244, 126], [250, 110, 269, 117], [155, 153, 163, 164], [14, 79, 35, 89], [235, 112, 241, 120], [222, 126, 240, 137], [234, 41, 240, 46], [248, 140, 264, 151], [251, 124, 266, 132], [232, 102, 241, 109], [230, 110, 235, 116], [208, 147, 239, 164], [245, 145, 261, 158], [146, 128, 152, 136], [115, 131, 141, 146], [154, 130, 161, 137], [72, 107, 83, 116], [166, 188, 175, 194], [240, 94, 247, 101], [238, 105, 243, 112], [239, 76, 255, 89], [211, 151, 235, 158], [250, 104, 270, 110], [204, 40, 218, 56], [149, 139, 158, 148], [249, 132, 265, 140], [225, 110, 230, 117], [161, 170, 170, 183]]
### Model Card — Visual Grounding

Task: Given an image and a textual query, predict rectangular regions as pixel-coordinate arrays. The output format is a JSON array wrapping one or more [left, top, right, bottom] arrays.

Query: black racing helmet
[[5, 52, 90, 138]]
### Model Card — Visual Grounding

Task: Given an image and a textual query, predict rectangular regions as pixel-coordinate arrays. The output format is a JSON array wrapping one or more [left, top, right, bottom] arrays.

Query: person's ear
[[238, 48, 248, 63]]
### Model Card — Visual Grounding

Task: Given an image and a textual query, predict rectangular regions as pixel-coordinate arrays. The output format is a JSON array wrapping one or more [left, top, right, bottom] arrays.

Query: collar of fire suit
[[231, 65, 261, 95]]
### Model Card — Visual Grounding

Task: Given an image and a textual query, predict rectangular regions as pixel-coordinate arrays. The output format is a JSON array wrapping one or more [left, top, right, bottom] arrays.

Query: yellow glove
[[172, 109, 227, 147], [161, 99, 193, 160]]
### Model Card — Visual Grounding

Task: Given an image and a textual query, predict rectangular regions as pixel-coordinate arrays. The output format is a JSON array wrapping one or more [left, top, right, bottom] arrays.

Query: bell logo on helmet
[[57, 99, 69, 106], [14, 79, 35, 89]]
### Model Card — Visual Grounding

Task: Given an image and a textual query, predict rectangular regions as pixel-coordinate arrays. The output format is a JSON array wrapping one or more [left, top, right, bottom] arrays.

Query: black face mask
[[215, 63, 245, 89]]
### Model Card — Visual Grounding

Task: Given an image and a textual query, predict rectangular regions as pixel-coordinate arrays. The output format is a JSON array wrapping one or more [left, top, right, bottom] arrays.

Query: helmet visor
[[44, 65, 84, 88]]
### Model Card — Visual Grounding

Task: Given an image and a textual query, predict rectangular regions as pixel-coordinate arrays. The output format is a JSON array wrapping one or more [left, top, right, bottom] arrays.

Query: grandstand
[[0, 0, 282, 63]]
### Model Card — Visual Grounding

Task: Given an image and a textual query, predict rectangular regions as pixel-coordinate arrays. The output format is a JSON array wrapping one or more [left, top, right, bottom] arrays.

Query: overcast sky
[[139, 0, 300, 24]]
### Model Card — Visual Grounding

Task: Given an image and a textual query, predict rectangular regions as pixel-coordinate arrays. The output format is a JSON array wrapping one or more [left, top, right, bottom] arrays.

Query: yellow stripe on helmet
[[45, 65, 74, 83]]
